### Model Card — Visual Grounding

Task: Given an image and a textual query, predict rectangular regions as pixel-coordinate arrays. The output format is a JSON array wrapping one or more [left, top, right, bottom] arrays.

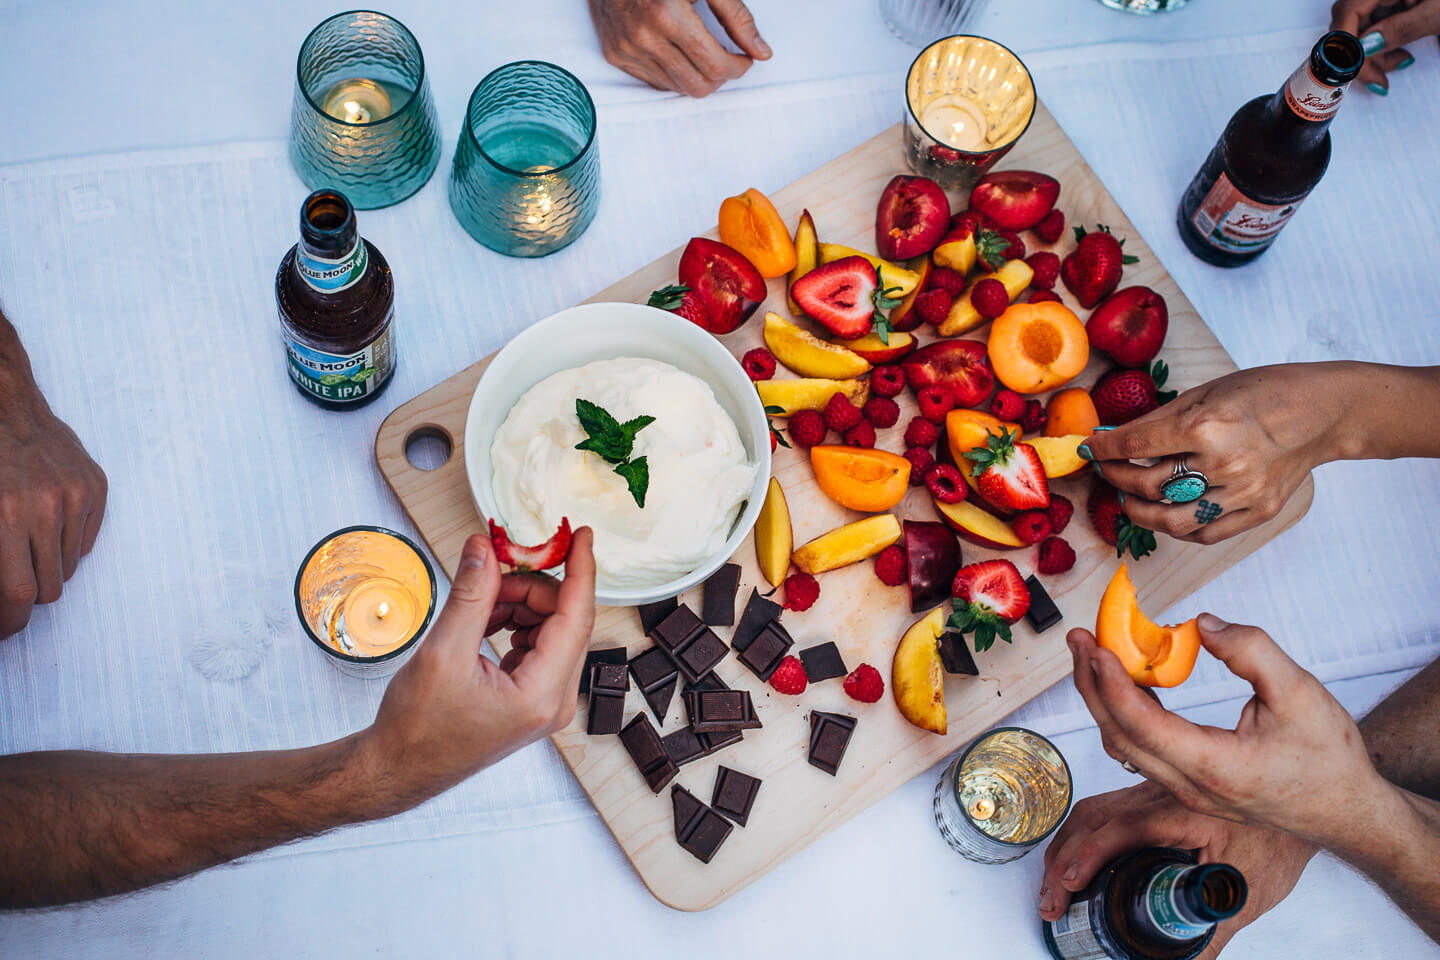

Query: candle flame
[[343, 100, 368, 123], [376, 601, 390, 619]]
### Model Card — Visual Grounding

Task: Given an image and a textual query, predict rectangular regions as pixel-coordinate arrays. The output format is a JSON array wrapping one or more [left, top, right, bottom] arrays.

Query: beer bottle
[[1177, 31, 1364, 267], [1043, 847, 1248, 960], [276, 189, 396, 409]]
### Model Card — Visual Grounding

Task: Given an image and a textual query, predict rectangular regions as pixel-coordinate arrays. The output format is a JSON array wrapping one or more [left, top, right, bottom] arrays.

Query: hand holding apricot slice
[[1095, 563, 1201, 687], [718, 187, 797, 278], [988, 300, 1089, 394]]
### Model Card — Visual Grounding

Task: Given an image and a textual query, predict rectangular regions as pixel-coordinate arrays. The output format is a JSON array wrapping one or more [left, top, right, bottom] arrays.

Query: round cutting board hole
[[404, 426, 452, 472]]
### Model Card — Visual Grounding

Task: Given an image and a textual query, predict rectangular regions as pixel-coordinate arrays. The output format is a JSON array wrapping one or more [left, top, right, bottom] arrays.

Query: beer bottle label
[[1145, 864, 1213, 940], [1188, 173, 1304, 255], [1046, 903, 1111, 960], [297, 238, 369, 293], [282, 308, 395, 405], [1284, 62, 1349, 121]]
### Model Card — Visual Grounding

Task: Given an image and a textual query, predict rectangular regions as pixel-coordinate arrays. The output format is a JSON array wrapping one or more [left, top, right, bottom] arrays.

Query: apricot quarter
[[1095, 564, 1202, 688], [811, 445, 911, 513]]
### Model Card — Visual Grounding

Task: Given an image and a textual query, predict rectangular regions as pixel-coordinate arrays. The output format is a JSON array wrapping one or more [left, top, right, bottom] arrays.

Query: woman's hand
[[587, 0, 771, 98], [1331, 0, 1439, 96]]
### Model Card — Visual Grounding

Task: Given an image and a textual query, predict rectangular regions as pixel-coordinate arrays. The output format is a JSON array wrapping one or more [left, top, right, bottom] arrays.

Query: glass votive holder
[[1097, 0, 1189, 12], [933, 726, 1071, 864], [904, 36, 1036, 192], [879, 0, 988, 47], [295, 525, 436, 679], [448, 60, 600, 258], [290, 10, 442, 210]]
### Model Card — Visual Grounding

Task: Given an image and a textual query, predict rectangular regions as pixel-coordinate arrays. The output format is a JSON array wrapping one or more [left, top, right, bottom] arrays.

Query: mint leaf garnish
[[614, 457, 649, 509], [574, 398, 653, 507]]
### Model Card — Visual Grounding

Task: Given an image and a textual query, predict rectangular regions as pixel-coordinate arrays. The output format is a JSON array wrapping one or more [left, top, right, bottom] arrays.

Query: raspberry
[[916, 385, 956, 423], [783, 572, 819, 612], [871, 364, 906, 397], [997, 228, 1026, 261], [904, 447, 934, 484], [903, 416, 939, 448], [928, 267, 968, 299], [1036, 535, 1077, 575], [1034, 208, 1065, 245], [913, 288, 953, 326], [1021, 399, 1047, 434], [926, 463, 967, 504], [1028, 290, 1061, 304], [844, 421, 876, 448], [951, 209, 996, 235], [1026, 251, 1060, 289], [862, 396, 900, 428], [1047, 493, 1074, 534], [842, 663, 885, 703], [823, 392, 862, 432], [990, 388, 1025, 422], [741, 348, 777, 381], [788, 409, 826, 447], [971, 278, 1010, 319], [1014, 510, 1054, 544], [768, 655, 808, 695], [874, 544, 907, 586]]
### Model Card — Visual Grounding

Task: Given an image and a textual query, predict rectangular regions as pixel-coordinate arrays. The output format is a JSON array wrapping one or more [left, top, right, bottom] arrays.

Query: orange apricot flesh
[[1095, 564, 1202, 688], [988, 301, 1090, 394]]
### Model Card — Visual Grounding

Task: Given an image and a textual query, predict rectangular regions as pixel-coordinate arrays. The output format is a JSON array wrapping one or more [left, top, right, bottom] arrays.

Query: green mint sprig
[[574, 398, 654, 508]]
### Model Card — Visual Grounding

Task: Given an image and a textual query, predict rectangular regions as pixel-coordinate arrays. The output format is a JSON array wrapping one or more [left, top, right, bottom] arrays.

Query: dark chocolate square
[[683, 672, 730, 694], [711, 766, 761, 827], [737, 621, 793, 681], [732, 588, 782, 652], [672, 784, 733, 864], [799, 642, 848, 682], [637, 596, 679, 634], [649, 605, 729, 683], [577, 647, 626, 695], [808, 711, 857, 776], [701, 562, 741, 626], [619, 715, 678, 793], [938, 632, 979, 676], [1023, 575, 1063, 633], [586, 662, 629, 735], [629, 646, 680, 724], [698, 727, 743, 754], [662, 726, 707, 766], [684, 689, 761, 732]]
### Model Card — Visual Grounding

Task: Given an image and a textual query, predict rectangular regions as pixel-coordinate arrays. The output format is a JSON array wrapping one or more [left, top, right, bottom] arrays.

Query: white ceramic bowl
[[464, 301, 771, 607]]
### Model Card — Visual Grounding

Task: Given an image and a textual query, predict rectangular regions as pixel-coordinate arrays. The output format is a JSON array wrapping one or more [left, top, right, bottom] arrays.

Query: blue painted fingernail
[[1118, 491, 1126, 507], [1360, 31, 1384, 56], [1396, 55, 1415, 71], [1092, 425, 1117, 432], [1077, 443, 1093, 461], [1090, 461, 1105, 477], [1367, 82, 1389, 96]]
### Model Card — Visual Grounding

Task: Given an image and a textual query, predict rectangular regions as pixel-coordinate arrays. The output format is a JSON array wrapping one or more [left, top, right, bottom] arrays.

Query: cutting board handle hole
[[403, 426, 453, 472]]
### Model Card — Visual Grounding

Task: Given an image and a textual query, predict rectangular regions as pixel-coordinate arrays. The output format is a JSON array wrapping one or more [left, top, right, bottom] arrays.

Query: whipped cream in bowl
[[464, 302, 771, 606]]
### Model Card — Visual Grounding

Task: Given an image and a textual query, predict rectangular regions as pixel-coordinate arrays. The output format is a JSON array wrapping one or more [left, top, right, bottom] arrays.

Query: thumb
[[709, 0, 771, 60], [428, 534, 501, 656], [1196, 613, 1306, 703]]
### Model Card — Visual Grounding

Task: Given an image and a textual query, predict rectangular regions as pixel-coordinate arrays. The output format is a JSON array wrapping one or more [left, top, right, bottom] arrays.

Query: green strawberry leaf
[[764, 405, 786, 416], [615, 456, 650, 509], [975, 229, 1010, 271], [646, 284, 690, 311], [771, 423, 791, 449], [1072, 225, 1088, 244], [1122, 254, 1140, 265]]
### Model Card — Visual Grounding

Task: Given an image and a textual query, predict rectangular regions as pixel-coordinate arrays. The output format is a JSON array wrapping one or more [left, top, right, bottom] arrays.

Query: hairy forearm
[[1361, 657, 1440, 799], [0, 733, 392, 908], [0, 307, 41, 409], [1327, 363, 1440, 463], [1331, 785, 1440, 945]]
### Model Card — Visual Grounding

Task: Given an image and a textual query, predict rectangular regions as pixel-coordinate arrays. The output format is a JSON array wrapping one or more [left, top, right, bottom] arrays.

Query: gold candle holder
[[295, 525, 436, 678], [932, 727, 1071, 864], [904, 36, 1036, 191]]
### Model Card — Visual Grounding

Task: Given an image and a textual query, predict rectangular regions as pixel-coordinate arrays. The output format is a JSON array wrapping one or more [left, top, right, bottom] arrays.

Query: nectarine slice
[[718, 187, 796, 278], [1028, 434, 1087, 479], [1095, 564, 1202, 688], [892, 606, 948, 734], [792, 514, 901, 574], [1044, 387, 1100, 438], [754, 477, 792, 589], [988, 301, 1090, 394], [938, 258, 1034, 337], [838, 330, 915, 364], [787, 209, 818, 316], [811, 445, 911, 513], [756, 377, 868, 416], [763, 312, 871, 380], [933, 498, 1024, 550]]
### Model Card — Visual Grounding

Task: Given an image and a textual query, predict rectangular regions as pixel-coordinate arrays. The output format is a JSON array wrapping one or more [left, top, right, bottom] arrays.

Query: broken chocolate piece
[[662, 726, 707, 766], [683, 689, 761, 732], [1023, 574, 1063, 633], [808, 711, 856, 776], [619, 714, 677, 793], [711, 765, 761, 827], [578, 647, 626, 695], [737, 620, 793, 681], [586, 662, 628, 735], [799, 641, 848, 682], [672, 784, 733, 864], [732, 588, 782, 653], [637, 596, 679, 635], [649, 605, 729, 683], [680, 674, 746, 751], [938, 632, 980, 676], [701, 562, 741, 626], [629, 645, 680, 724]]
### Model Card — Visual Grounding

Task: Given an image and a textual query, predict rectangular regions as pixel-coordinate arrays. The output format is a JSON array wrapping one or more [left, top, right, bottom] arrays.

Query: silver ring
[[1159, 458, 1209, 505], [1121, 760, 1140, 775]]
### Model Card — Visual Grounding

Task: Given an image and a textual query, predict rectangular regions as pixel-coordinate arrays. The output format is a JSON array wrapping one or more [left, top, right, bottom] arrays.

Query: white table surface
[[2, 1, 1439, 957]]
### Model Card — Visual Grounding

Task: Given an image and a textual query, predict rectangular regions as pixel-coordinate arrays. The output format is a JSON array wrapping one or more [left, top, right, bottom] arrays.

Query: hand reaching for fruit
[[586, 0, 770, 98]]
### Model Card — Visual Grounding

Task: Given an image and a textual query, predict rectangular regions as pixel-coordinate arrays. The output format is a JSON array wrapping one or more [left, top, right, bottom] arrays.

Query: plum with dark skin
[[678, 237, 765, 334], [903, 520, 962, 614], [901, 339, 995, 409], [968, 170, 1060, 231], [876, 176, 950, 260]]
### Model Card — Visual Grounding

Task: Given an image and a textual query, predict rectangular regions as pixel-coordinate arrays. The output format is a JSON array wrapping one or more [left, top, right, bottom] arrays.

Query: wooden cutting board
[[375, 103, 1311, 911]]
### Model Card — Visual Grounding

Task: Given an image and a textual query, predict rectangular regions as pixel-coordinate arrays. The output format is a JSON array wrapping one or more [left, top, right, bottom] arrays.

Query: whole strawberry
[[1060, 225, 1138, 309], [1087, 481, 1157, 561], [842, 663, 885, 703], [1092, 359, 1177, 425]]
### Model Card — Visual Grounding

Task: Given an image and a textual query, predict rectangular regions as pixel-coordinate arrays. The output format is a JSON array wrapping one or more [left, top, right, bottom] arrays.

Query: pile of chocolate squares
[[578, 563, 859, 864]]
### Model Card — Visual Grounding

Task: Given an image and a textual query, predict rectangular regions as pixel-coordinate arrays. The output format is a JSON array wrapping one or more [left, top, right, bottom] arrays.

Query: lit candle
[[919, 94, 988, 152], [321, 78, 393, 124], [334, 576, 416, 656], [968, 796, 996, 821]]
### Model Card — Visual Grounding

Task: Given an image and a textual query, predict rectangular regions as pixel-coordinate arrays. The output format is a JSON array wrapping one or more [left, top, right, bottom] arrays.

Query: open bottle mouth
[[1313, 30, 1365, 84]]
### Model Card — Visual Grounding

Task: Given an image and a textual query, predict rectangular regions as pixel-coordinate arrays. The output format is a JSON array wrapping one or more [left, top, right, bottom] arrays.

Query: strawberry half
[[489, 517, 572, 572], [949, 559, 1031, 651], [647, 284, 709, 330], [876, 175, 951, 260], [968, 170, 1060, 230], [962, 428, 1050, 511], [1060, 224, 1138, 309], [677, 237, 766, 334], [1086, 286, 1169, 369], [791, 255, 901, 341]]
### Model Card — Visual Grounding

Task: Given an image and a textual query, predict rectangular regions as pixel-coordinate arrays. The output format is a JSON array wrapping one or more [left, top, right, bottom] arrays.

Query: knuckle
[[1163, 513, 1192, 537], [1120, 432, 1150, 460], [3, 580, 38, 610]]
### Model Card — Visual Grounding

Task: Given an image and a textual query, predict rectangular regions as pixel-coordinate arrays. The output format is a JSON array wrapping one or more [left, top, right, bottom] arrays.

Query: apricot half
[[811, 445, 911, 512], [1044, 387, 1100, 438], [988, 301, 1090, 394], [718, 187, 796, 278], [1095, 564, 1202, 688]]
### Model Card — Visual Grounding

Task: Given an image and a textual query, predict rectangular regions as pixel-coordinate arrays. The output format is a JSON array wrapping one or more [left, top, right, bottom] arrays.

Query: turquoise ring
[[1160, 458, 1208, 504]]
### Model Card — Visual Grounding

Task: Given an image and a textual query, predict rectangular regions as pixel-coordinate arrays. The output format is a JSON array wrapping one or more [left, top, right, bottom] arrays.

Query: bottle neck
[[1266, 55, 1351, 146], [296, 235, 369, 294], [1139, 863, 1246, 942]]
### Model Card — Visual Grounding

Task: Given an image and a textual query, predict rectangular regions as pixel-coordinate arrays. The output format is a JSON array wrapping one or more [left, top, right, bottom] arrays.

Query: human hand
[[0, 387, 107, 636], [1065, 616, 1388, 847], [587, 0, 771, 97], [1331, 0, 1437, 95], [1039, 780, 1317, 957], [361, 528, 596, 814]]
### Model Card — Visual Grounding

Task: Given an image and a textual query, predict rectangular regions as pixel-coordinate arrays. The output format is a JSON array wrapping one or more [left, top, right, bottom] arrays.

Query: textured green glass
[[449, 61, 600, 258], [290, 11, 441, 210]]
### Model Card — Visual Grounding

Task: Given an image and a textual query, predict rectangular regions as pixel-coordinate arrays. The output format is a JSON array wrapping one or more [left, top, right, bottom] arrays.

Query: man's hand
[[1331, 0, 1439, 95], [360, 528, 596, 813], [1039, 781, 1317, 958], [587, 0, 771, 98]]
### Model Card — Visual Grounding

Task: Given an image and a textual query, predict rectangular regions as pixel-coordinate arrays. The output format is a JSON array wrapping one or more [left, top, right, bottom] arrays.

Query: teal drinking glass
[[449, 61, 600, 258], [290, 10, 441, 210]]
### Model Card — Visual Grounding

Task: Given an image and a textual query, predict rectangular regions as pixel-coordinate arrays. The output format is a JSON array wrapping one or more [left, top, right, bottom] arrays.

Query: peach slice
[[817, 243, 921, 297], [787, 209, 819, 317], [811, 445, 911, 513], [754, 477, 792, 589], [756, 377, 868, 416], [792, 514, 902, 575], [838, 329, 916, 364], [932, 230, 976, 274], [763, 312, 872, 380], [1096, 564, 1202, 688], [933, 497, 1025, 550], [988, 301, 1090, 394], [1045, 387, 1100, 438], [892, 606, 948, 735], [938, 258, 1034, 337], [1029, 434, 1087, 479], [885, 257, 932, 333]]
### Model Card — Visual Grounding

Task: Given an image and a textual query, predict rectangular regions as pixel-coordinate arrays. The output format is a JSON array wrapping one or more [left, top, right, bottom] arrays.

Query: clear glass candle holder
[[933, 727, 1071, 864], [1097, 0, 1189, 13], [290, 11, 442, 210], [903, 35, 1035, 192], [448, 61, 600, 258], [879, 0, 988, 47]]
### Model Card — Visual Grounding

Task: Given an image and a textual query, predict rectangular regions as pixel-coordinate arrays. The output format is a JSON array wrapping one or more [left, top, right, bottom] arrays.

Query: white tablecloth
[[1, 1, 1438, 956]]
